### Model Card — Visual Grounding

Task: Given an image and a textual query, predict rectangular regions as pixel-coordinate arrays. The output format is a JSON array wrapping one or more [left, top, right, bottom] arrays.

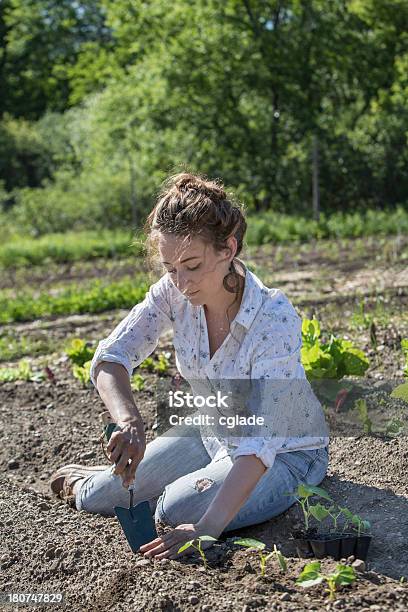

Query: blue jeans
[[76, 423, 329, 532]]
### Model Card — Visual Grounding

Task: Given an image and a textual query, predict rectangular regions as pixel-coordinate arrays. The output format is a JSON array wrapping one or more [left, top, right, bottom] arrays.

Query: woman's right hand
[[106, 418, 146, 488]]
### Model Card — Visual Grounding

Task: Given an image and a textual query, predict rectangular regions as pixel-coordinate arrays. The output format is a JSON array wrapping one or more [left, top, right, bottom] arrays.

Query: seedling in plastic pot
[[351, 515, 371, 538], [177, 536, 218, 570], [338, 507, 370, 537], [286, 484, 333, 532], [296, 561, 357, 601], [326, 505, 347, 533], [233, 538, 287, 576]]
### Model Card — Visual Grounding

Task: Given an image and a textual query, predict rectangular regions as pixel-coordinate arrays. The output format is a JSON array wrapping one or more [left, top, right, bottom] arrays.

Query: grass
[[0, 229, 145, 268], [0, 333, 53, 362], [0, 276, 150, 323], [1, 208, 407, 270]]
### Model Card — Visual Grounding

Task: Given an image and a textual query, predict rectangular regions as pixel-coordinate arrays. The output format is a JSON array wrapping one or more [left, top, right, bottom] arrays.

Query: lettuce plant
[[301, 318, 369, 380], [65, 338, 95, 367]]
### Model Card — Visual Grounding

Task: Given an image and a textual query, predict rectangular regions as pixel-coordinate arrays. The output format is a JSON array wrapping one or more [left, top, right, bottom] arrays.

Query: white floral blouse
[[90, 259, 329, 469]]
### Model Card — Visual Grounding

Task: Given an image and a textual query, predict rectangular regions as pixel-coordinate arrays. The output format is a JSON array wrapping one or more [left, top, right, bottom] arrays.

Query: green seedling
[[177, 535, 218, 570], [131, 373, 145, 391], [337, 507, 371, 536], [296, 561, 357, 601], [351, 515, 371, 537], [285, 484, 333, 531], [354, 399, 373, 434], [233, 538, 287, 576], [326, 505, 347, 533]]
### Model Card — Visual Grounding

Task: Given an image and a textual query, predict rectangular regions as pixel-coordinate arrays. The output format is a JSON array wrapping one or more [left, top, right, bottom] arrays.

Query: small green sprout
[[296, 561, 357, 601], [177, 535, 218, 569], [233, 538, 287, 576], [354, 398, 373, 434], [326, 505, 347, 533]]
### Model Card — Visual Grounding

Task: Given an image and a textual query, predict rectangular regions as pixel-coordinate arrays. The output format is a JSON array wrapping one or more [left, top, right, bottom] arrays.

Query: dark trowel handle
[[114, 500, 158, 553]]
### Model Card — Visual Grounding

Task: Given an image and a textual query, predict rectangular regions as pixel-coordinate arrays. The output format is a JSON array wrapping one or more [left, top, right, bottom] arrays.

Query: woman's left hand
[[139, 522, 221, 560]]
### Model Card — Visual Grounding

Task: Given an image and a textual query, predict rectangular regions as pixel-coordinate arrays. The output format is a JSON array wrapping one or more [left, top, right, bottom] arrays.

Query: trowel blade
[[114, 500, 158, 553]]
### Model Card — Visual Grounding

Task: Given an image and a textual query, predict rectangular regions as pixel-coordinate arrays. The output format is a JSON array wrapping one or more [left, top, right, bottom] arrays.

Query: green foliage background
[[0, 0, 407, 235]]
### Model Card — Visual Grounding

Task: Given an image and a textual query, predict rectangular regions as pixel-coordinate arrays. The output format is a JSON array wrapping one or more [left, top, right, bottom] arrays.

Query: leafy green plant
[[233, 538, 287, 576], [177, 536, 218, 570], [139, 357, 155, 372], [131, 373, 145, 391], [139, 353, 170, 375], [301, 318, 369, 380], [286, 484, 333, 531], [296, 561, 357, 601], [153, 352, 170, 374], [73, 360, 92, 387], [0, 359, 44, 383], [354, 399, 373, 434], [66, 338, 95, 367]]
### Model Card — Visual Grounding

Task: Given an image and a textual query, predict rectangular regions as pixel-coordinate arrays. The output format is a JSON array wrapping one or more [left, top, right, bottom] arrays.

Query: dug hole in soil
[[1, 333, 408, 611]]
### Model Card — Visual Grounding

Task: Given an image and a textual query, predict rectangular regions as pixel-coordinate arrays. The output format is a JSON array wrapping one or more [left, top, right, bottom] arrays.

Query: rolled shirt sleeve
[[89, 274, 174, 388], [229, 314, 328, 469]]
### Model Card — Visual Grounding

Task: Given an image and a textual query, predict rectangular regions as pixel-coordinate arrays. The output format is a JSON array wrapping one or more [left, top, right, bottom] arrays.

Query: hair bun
[[172, 173, 226, 203]]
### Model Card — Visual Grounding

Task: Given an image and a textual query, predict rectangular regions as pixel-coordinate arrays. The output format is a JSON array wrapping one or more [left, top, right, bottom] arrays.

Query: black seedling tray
[[290, 530, 372, 561]]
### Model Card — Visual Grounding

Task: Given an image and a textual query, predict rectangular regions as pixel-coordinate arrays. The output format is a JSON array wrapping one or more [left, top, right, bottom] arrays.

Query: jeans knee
[[76, 471, 124, 517]]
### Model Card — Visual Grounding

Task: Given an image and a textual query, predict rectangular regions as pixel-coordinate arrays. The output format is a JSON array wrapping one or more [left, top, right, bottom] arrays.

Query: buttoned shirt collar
[[232, 259, 265, 331]]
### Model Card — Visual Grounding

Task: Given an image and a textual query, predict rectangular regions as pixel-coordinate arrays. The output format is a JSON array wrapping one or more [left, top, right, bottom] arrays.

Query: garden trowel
[[100, 411, 157, 553]]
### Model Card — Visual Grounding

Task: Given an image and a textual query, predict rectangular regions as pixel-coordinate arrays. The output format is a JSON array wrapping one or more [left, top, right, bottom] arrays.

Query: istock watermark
[[152, 377, 407, 439], [168, 389, 230, 409]]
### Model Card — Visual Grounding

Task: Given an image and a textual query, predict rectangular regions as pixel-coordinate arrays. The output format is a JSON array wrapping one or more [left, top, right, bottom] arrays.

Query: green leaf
[[296, 561, 323, 586], [198, 535, 218, 542], [233, 538, 265, 550], [391, 382, 408, 402], [309, 503, 330, 522], [274, 547, 287, 571], [177, 540, 194, 553], [332, 564, 357, 585], [298, 484, 333, 501], [342, 347, 370, 376]]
